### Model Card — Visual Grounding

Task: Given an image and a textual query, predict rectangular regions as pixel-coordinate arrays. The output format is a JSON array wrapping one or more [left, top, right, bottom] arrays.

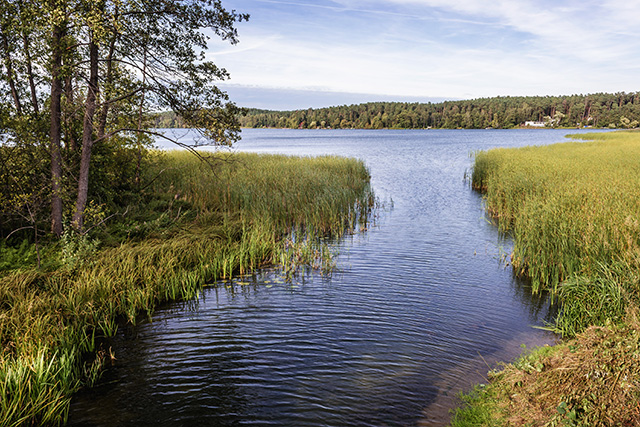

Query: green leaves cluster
[[0, 0, 248, 244]]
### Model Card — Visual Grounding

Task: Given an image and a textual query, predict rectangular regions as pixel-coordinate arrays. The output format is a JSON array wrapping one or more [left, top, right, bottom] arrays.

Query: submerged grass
[[454, 131, 640, 426], [0, 151, 374, 425]]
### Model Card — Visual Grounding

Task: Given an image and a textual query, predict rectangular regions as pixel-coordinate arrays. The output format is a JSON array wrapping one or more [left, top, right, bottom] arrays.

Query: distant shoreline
[[155, 93, 640, 131]]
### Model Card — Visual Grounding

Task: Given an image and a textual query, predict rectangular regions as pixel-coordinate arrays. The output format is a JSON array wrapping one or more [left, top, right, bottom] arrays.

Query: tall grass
[[0, 151, 374, 425], [454, 134, 640, 426], [471, 131, 640, 335]]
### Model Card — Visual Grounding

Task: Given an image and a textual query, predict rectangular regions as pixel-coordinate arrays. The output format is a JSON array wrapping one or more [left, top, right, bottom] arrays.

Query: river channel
[[68, 129, 605, 426]]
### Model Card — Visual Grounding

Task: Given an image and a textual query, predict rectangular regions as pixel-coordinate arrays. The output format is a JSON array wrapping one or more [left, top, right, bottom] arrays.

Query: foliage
[[60, 227, 100, 268], [450, 384, 504, 427], [554, 264, 631, 337], [230, 93, 640, 130], [452, 323, 640, 426], [0, 151, 374, 425], [0, 0, 248, 236], [0, 347, 80, 427], [0, 240, 38, 271], [471, 131, 640, 336]]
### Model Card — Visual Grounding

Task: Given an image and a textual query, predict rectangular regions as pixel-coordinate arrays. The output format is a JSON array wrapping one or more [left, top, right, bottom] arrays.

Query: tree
[[0, 0, 249, 237], [71, 0, 248, 230]]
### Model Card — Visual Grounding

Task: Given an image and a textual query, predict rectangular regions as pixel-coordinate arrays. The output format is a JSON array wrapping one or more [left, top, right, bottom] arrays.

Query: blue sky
[[208, 0, 640, 110]]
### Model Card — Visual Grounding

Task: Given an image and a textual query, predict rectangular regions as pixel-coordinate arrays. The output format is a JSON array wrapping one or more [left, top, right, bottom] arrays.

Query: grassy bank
[[0, 151, 374, 426], [451, 321, 640, 426], [452, 131, 640, 425]]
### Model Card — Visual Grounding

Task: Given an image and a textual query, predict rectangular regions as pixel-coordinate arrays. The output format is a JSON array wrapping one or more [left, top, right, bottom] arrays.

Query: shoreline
[[452, 130, 640, 426], [0, 152, 374, 425]]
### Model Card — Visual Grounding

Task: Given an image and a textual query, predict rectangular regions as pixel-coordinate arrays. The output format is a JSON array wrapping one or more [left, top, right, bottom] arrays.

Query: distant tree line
[[153, 111, 186, 128], [229, 93, 640, 130]]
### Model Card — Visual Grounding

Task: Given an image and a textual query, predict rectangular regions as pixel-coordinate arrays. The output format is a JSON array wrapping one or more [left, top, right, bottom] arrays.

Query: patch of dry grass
[[465, 320, 640, 427]]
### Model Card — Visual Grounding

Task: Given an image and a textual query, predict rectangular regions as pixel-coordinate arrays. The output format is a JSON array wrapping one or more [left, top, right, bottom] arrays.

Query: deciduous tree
[[0, 0, 248, 237]]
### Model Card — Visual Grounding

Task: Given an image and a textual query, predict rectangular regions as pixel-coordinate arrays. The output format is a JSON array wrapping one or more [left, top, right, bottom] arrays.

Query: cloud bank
[[209, 0, 640, 108]]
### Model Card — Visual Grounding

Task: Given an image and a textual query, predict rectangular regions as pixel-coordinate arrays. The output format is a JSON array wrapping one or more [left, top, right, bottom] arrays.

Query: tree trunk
[[16, 0, 39, 115], [135, 45, 148, 187], [97, 34, 117, 140], [72, 38, 99, 230], [22, 34, 38, 114], [64, 72, 77, 152], [50, 6, 64, 237], [1, 30, 23, 116]]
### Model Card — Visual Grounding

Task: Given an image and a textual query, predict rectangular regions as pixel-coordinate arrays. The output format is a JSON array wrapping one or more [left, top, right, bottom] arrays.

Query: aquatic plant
[[456, 131, 640, 426], [472, 131, 640, 334], [0, 151, 374, 425]]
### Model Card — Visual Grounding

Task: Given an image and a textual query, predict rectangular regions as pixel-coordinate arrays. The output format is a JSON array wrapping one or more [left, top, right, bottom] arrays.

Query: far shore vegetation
[[452, 130, 640, 426], [155, 92, 640, 130]]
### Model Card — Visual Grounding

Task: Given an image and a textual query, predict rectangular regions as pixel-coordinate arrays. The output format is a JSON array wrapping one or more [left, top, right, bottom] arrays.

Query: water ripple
[[67, 129, 575, 426]]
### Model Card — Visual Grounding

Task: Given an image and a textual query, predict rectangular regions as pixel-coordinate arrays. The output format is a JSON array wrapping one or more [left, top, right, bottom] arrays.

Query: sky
[[207, 0, 640, 110]]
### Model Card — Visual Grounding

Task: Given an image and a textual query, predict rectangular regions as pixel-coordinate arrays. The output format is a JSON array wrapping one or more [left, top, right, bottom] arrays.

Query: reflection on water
[[69, 129, 607, 426]]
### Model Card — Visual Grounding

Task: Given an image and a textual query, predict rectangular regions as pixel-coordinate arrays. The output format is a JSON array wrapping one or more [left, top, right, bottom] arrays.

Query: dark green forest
[[222, 93, 640, 130]]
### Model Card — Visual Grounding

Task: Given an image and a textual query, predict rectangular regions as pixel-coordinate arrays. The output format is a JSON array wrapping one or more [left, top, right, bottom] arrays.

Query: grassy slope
[[451, 322, 640, 426], [452, 131, 640, 426], [0, 151, 373, 426]]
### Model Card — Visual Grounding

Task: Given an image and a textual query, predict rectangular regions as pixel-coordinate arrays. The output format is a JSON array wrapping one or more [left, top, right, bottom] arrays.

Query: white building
[[524, 121, 546, 127]]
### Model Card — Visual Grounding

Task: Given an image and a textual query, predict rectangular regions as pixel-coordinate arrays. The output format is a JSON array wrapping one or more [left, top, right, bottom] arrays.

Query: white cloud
[[207, 0, 640, 106], [378, 0, 640, 60]]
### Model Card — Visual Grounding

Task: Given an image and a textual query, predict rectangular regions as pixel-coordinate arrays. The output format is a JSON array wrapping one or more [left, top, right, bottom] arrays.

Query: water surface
[[69, 129, 606, 426]]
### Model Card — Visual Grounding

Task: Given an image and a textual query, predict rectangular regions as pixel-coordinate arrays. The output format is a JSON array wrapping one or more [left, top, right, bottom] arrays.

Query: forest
[[229, 93, 640, 130]]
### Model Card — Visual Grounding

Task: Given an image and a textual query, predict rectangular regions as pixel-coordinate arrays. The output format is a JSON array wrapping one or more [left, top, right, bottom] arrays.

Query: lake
[[68, 128, 605, 426]]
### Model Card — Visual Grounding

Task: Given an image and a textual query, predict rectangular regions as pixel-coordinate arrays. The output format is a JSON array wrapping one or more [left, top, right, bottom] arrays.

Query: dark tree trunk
[[50, 13, 64, 237], [1, 30, 23, 116], [64, 73, 77, 152], [72, 39, 99, 230]]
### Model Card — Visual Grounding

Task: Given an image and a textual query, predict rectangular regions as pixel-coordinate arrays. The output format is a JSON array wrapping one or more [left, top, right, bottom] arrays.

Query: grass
[[451, 321, 640, 427], [0, 151, 374, 425], [453, 131, 640, 426], [471, 131, 640, 335]]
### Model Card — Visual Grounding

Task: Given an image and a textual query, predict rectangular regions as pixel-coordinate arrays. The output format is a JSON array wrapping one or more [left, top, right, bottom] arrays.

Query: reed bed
[[454, 131, 640, 426], [472, 131, 640, 335], [0, 151, 374, 425]]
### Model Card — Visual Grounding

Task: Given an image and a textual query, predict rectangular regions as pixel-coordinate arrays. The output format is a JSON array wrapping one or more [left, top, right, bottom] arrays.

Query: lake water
[[68, 129, 606, 426]]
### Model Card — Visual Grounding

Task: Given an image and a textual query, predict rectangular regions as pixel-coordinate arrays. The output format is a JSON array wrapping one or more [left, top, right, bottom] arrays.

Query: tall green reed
[[0, 151, 374, 425], [472, 131, 640, 335]]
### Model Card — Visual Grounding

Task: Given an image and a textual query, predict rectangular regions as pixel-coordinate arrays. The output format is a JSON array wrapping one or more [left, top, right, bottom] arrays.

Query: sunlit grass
[[457, 130, 640, 427], [472, 131, 640, 335], [0, 151, 374, 425]]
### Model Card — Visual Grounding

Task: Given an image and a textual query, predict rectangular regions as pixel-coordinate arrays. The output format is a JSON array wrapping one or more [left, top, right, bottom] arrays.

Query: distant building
[[524, 121, 546, 127]]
